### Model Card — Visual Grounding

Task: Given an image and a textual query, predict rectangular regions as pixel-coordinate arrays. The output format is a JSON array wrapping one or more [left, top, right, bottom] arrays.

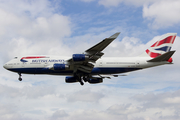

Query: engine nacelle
[[73, 54, 89, 62], [88, 78, 103, 84], [65, 76, 78, 83], [52, 64, 69, 71]]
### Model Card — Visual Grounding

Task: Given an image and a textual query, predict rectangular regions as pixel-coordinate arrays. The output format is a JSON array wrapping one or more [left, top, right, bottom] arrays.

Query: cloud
[[0, 0, 72, 60], [133, 90, 180, 109], [0, 0, 54, 18], [98, 0, 180, 29], [143, 0, 180, 29], [50, 110, 68, 120], [94, 0, 157, 7], [0, 104, 29, 120], [104, 36, 143, 57], [79, 0, 180, 29], [131, 90, 180, 119], [0, 84, 55, 99], [67, 88, 105, 102], [107, 104, 142, 115]]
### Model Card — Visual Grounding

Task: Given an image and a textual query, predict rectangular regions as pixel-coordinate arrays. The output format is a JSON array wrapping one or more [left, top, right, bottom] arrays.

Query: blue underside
[[7, 67, 142, 75]]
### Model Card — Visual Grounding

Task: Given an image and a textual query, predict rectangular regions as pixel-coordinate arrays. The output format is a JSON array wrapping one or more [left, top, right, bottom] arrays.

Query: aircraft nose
[[3, 64, 8, 69]]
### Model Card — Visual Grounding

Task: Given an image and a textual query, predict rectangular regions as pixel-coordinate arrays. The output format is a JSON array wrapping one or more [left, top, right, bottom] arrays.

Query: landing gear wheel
[[18, 78, 22, 81], [80, 81, 84, 86], [18, 73, 22, 81]]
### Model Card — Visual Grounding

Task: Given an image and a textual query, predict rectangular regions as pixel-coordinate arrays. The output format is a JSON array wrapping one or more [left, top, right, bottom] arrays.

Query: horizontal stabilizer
[[147, 51, 175, 62]]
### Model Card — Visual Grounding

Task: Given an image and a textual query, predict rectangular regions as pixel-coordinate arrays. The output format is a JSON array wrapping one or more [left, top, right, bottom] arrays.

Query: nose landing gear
[[18, 73, 22, 81]]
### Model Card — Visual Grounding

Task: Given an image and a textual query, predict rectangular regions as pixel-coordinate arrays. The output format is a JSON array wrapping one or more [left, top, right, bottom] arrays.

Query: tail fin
[[141, 33, 177, 63], [146, 33, 176, 58], [140, 33, 177, 62]]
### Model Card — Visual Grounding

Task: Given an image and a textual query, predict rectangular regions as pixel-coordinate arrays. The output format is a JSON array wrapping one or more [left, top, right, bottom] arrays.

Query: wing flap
[[77, 63, 94, 73], [89, 52, 104, 62]]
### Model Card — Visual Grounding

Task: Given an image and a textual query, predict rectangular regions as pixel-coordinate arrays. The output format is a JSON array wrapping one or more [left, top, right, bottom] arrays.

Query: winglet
[[109, 32, 121, 39]]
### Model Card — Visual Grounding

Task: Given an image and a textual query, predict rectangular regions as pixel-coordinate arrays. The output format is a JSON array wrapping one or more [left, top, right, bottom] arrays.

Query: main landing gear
[[74, 74, 84, 86], [18, 73, 22, 81], [80, 80, 84, 86], [79, 76, 91, 85], [78, 76, 84, 86]]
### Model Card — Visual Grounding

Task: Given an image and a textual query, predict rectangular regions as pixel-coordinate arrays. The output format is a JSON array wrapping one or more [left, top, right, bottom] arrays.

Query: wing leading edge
[[85, 32, 120, 54]]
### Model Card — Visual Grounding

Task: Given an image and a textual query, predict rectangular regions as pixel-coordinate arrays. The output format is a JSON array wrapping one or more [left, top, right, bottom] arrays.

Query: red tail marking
[[146, 49, 161, 58], [151, 36, 176, 47], [168, 58, 173, 63]]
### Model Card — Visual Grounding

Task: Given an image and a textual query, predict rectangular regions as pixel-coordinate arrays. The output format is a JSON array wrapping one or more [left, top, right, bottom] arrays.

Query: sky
[[0, 0, 180, 120]]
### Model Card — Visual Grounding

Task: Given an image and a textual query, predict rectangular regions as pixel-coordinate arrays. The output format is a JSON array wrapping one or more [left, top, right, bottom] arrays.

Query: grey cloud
[[0, 85, 20, 98], [67, 88, 105, 103], [22, 86, 55, 99], [0, 84, 55, 99], [66, 109, 128, 120], [50, 110, 68, 120], [132, 90, 180, 111], [107, 104, 142, 115], [0, 104, 31, 120]]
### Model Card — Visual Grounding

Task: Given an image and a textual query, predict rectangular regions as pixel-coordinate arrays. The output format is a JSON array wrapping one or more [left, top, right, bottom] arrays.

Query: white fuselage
[[3, 56, 169, 76]]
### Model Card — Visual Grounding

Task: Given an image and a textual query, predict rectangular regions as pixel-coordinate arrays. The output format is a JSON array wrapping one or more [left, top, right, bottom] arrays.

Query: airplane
[[3, 32, 177, 85]]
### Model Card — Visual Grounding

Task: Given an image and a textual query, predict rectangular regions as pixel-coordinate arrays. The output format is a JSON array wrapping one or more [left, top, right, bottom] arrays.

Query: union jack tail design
[[145, 33, 177, 58]]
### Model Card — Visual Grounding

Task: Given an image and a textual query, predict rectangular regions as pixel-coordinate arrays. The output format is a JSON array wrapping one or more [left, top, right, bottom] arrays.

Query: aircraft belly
[[7, 67, 73, 75], [8, 67, 142, 75], [91, 67, 142, 74]]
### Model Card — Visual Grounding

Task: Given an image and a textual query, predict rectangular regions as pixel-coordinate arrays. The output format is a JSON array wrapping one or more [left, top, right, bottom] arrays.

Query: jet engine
[[73, 54, 89, 62], [88, 78, 103, 84], [52, 64, 69, 71], [65, 76, 78, 83]]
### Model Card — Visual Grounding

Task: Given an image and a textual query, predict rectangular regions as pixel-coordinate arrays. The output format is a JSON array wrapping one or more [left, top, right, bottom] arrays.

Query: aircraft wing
[[85, 32, 120, 62], [67, 32, 120, 73], [85, 32, 120, 54]]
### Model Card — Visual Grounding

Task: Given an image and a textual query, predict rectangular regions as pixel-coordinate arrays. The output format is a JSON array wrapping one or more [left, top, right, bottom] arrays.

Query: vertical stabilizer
[[140, 33, 177, 58]]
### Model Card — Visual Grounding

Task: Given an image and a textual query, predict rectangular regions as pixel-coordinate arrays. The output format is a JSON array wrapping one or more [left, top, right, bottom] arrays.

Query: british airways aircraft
[[3, 32, 177, 85]]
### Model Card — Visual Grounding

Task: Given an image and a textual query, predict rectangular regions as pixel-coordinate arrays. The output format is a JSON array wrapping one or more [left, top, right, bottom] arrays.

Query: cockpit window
[[14, 57, 18, 59]]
